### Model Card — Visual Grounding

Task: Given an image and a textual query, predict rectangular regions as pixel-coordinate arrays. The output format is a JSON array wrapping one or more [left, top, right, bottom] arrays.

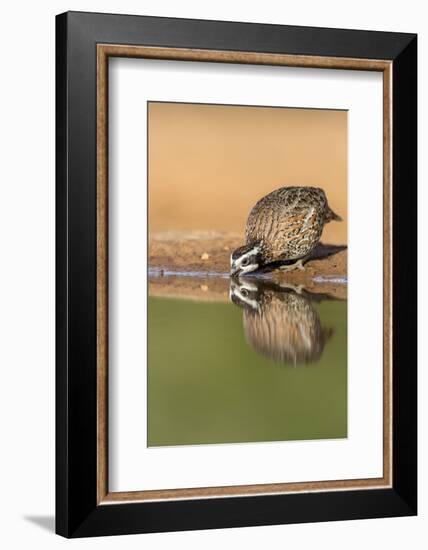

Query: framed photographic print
[[56, 11, 417, 537]]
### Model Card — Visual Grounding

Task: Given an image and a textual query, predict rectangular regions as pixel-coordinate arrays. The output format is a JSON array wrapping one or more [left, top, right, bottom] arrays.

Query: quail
[[230, 186, 342, 276]]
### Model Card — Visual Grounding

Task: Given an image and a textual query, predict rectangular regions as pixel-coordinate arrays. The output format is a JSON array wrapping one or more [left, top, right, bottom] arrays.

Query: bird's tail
[[325, 206, 342, 223]]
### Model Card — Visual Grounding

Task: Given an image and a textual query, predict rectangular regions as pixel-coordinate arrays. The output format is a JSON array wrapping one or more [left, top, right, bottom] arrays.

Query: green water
[[148, 281, 347, 447]]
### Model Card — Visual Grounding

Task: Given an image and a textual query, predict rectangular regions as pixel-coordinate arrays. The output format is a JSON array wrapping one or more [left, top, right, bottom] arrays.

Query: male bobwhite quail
[[230, 186, 342, 276]]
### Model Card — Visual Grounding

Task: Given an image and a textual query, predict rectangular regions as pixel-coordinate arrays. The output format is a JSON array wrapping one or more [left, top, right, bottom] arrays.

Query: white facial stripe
[[236, 246, 260, 266], [233, 288, 259, 311], [239, 263, 259, 275], [239, 281, 258, 292]]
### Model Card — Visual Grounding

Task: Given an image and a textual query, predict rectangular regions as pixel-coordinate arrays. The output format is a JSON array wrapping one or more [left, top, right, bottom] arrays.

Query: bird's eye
[[241, 258, 249, 266], [241, 289, 249, 297]]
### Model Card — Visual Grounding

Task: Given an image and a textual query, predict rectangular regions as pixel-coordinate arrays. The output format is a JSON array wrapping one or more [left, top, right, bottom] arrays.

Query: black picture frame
[[56, 11, 417, 538]]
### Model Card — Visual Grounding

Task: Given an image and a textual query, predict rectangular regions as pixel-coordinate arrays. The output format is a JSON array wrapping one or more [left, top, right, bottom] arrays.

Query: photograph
[[147, 101, 348, 447]]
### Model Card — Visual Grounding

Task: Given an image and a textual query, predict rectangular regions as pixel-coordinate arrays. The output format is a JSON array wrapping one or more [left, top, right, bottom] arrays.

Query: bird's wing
[[245, 190, 315, 244], [274, 205, 321, 257]]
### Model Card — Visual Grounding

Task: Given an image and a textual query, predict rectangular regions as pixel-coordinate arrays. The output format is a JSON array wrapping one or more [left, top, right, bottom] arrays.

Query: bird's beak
[[230, 262, 242, 277]]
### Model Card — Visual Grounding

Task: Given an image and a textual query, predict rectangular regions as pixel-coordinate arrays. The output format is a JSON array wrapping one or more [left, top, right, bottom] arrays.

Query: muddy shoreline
[[149, 232, 347, 301]]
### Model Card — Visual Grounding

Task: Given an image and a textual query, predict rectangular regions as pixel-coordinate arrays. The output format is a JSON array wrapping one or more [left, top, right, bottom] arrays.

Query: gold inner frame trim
[[96, 43, 393, 505]]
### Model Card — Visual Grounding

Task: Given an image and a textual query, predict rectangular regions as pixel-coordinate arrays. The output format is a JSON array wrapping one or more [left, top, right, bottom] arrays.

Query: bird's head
[[230, 243, 262, 277]]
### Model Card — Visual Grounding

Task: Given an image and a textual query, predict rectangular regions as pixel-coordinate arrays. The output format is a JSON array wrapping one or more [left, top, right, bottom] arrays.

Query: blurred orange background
[[148, 102, 347, 244]]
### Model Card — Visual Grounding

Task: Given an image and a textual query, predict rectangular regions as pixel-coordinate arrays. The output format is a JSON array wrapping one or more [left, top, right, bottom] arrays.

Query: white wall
[[0, 1, 424, 548]]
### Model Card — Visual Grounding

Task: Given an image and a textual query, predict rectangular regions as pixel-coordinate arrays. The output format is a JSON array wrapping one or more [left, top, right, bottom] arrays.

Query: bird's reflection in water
[[230, 277, 334, 366]]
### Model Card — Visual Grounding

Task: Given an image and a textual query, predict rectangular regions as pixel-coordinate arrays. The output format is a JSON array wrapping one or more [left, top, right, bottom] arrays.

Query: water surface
[[148, 277, 347, 447]]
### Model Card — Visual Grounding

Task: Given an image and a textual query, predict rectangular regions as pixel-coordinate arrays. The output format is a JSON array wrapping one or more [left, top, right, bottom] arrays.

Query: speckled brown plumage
[[245, 186, 341, 264]]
